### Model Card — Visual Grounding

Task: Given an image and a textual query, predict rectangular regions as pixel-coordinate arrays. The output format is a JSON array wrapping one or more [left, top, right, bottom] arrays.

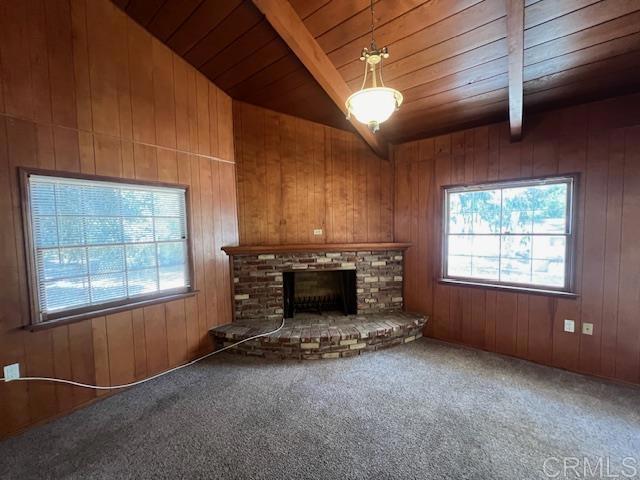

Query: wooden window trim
[[440, 173, 580, 296], [19, 167, 197, 328]]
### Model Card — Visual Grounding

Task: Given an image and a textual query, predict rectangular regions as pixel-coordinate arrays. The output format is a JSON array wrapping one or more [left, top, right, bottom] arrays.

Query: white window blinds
[[27, 174, 190, 319]]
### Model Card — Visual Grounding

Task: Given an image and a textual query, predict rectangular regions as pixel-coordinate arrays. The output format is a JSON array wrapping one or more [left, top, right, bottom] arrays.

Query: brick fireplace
[[221, 243, 410, 323], [214, 243, 427, 360]]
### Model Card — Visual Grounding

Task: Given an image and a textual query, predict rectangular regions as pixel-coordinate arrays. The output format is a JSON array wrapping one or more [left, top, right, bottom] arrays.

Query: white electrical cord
[[0, 318, 285, 390]]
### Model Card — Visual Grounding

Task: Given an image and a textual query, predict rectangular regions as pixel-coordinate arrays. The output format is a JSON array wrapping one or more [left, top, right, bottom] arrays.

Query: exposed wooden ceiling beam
[[507, 0, 524, 141], [251, 0, 389, 159]]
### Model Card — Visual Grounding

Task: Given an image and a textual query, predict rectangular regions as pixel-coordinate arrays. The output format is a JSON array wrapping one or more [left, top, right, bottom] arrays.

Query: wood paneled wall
[[233, 101, 393, 245], [0, 0, 237, 439], [394, 93, 640, 386]]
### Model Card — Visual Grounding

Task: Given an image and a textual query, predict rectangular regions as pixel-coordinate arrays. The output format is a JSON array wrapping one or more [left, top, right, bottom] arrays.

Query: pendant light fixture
[[345, 0, 403, 133]]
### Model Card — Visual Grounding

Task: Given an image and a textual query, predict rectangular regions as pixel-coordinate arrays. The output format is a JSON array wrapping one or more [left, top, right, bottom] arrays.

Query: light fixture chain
[[370, 0, 375, 49]]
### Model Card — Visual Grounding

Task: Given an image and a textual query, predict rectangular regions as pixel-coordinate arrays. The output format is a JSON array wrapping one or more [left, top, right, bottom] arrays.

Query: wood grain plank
[[579, 132, 609, 375], [128, 21, 156, 144], [130, 308, 148, 380], [143, 304, 169, 375], [53, 127, 81, 172], [51, 325, 74, 413], [615, 127, 640, 383], [27, 0, 53, 125], [199, 157, 219, 334], [67, 320, 95, 405], [600, 129, 625, 378], [264, 109, 282, 244], [70, 0, 93, 131], [105, 310, 135, 386], [165, 299, 188, 366], [91, 316, 110, 395], [216, 90, 234, 161], [24, 330, 57, 420], [208, 84, 220, 158], [133, 142, 158, 181], [280, 114, 297, 243], [0, 0, 33, 118], [44, 0, 77, 128], [166, 0, 242, 56], [152, 40, 177, 149], [210, 160, 226, 326], [173, 56, 191, 153], [146, 0, 203, 42], [86, 0, 122, 137], [196, 74, 211, 156]]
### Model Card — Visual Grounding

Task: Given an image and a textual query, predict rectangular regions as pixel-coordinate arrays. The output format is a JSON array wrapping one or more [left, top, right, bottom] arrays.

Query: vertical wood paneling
[[143, 304, 169, 375], [44, 0, 77, 129], [234, 102, 392, 245], [24, 331, 57, 422], [105, 311, 135, 386], [130, 309, 148, 380], [128, 20, 155, 144], [91, 316, 110, 395], [86, 0, 122, 138], [615, 128, 640, 383], [165, 300, 188, 366], [27, 0, 53, 125], [0, 0, 32, 119], [152, 38, 176, 149], [217, 91, 234, 161], [0, 0, 236, 439], [265, 109, 282, 244], [600, 130, 625, 378], [579, 133, 609, 374], [70, 0, 92, 132], [67, 320, 95, 404], [393, 94, 640, 386]]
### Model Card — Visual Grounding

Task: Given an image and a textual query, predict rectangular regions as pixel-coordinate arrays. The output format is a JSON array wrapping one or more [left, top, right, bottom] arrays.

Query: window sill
[[26, 290, 199, 332], [437, 279, 578, 298]]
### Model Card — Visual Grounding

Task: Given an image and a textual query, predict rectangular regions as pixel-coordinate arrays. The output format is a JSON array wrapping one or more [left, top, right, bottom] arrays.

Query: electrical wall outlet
[[564, 319, 575, 333], [582, 323, 594, 335], [3, 363, 20, 381], [313, 228, 323, 236]]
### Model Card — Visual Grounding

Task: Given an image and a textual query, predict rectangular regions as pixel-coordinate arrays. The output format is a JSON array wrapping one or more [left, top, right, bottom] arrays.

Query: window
[[442, 176, 576, 293], [22, 170, 192, 324]]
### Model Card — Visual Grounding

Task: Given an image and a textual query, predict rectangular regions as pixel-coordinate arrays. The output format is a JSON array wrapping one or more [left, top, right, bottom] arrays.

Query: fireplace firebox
[[283, 270, 357, 318]]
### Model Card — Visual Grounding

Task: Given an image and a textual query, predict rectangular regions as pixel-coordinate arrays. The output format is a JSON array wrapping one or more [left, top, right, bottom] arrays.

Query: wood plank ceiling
[[115, 0, 640, 144]]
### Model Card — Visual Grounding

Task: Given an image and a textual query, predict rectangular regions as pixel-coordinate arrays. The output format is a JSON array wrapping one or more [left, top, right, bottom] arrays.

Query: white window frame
[[21, 168, 195, 327], [441, 175, 578, 295]]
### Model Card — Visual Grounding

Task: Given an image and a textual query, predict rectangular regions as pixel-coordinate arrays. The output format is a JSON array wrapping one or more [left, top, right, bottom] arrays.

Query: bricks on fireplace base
[[209, 311, 427, 360]]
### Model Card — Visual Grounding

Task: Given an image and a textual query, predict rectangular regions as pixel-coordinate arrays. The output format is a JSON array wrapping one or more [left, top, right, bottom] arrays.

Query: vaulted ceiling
[[114, 0, 640, 145]]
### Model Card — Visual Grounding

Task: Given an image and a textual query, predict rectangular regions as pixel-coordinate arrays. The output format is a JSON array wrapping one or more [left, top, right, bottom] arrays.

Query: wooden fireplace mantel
[[221, 242, 412, 255]]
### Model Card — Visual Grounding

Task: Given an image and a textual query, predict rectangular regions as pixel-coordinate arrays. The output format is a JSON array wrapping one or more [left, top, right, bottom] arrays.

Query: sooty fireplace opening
[[283, 270, 357, 318]]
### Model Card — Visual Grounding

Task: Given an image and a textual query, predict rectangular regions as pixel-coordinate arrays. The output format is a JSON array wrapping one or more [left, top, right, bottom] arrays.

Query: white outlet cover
[[582, 323, 594, 335], [313, 229, 323, 236], [3, 363, 20, 381], [564, 319, 575, 333]]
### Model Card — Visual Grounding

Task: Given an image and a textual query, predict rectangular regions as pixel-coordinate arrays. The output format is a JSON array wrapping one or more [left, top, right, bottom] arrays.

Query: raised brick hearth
[[210, 312, 428, 360], [216, 244, 420, 359]]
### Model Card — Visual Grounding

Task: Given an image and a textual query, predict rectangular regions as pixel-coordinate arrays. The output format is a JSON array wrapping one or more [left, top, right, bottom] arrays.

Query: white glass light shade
[[346, 87, 403, 131]]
